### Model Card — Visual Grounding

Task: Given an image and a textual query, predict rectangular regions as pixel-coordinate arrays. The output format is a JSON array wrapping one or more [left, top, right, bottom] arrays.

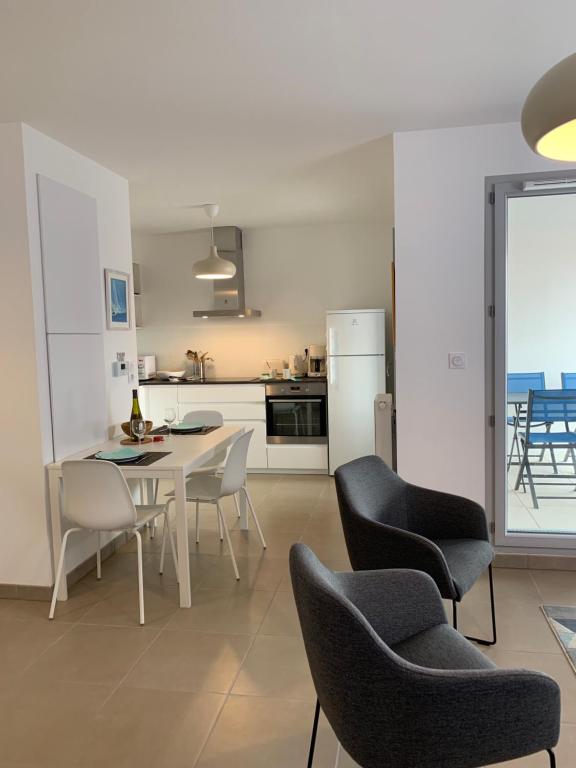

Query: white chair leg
[[195, 501, 200, 543], [159, 518, 167, 574], [334, 741, 341, 768], [164, 511, 179, 581], [96, 531, 102, 579], [149, 517, 156, 539], [216, 501, 240, 580], [243, 486, 267, 549], [232, 493, 242, 523], [135, 529, 145, 625], [217, 504, 223, 541], [49, 528, 80, 620]]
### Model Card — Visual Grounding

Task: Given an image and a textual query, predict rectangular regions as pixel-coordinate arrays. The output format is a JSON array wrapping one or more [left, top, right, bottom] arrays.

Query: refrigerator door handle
[[328, 327, 336, 356], [328, 357, 337, 388]]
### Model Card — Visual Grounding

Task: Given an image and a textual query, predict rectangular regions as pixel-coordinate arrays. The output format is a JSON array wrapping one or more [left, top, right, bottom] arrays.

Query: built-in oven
[[265, 381, 327, 444]]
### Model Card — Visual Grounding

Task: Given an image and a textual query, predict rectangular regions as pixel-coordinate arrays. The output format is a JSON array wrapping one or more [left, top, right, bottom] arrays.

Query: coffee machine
[[308, 344, 327, 377]]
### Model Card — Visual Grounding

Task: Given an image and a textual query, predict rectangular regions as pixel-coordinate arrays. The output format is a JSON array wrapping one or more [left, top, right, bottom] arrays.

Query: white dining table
[[46, 425, 245, 608]]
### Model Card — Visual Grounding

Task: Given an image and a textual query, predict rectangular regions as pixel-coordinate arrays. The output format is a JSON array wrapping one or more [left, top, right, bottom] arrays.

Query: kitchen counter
[[139, 376, 327, 385]]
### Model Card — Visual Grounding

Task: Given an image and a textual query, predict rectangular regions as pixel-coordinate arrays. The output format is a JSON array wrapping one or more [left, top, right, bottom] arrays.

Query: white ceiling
[[2, 0, 576, 232]]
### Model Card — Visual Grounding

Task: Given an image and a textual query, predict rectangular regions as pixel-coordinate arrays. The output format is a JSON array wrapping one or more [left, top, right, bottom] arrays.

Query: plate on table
[[171, 422, 204, 434], [94, 447, 145, 463]]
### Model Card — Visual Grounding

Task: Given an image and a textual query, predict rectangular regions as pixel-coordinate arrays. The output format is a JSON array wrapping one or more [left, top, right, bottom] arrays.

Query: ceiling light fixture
[[522, 53, 576, 161], [192, 204, 237, 280]]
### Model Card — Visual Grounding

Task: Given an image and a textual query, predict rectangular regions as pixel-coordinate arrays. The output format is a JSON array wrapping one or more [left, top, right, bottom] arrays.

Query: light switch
[[449, 353, 466, 370]]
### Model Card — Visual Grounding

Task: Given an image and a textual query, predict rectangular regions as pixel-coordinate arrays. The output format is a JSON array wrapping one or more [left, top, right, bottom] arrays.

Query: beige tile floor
[[0, 473, 575, 767]]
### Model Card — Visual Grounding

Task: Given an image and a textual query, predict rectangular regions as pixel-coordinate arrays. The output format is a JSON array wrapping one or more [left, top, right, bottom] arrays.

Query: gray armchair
[[290, 543, 560, 768], [335, 455, 496, 645]]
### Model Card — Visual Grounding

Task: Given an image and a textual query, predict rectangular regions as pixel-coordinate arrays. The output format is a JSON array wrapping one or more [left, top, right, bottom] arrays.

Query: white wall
[[508, 194, 576, 389], [393, 122, 564, 504], [0, 123, 136, 586], [134, 220, 393, 377], [0, 123, 50, 587]]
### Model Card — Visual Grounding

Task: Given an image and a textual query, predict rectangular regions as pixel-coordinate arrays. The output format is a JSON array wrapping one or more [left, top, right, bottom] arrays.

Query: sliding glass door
[[489, 172, 576, 548]]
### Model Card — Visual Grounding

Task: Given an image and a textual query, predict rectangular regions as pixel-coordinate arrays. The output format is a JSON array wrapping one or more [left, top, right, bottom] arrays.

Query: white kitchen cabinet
[[178, 385, 264, 404], [48, 334, 107, 460], [142, 384, 267, 469], [267, 444, 328, 471], [140, 386, 178, 427], [37, 175, 103, 334], [177, 385, 267, 469], [178, 402, 265, 421], [227, 420, 268, 469]]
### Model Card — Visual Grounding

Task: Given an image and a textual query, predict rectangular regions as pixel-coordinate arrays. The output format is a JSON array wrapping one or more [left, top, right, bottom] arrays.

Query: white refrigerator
[[326, 309, 386, 475]]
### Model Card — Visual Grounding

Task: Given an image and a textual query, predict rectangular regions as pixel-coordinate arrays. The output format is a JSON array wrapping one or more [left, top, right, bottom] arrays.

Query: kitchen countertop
[[139, 376, 327, 385]]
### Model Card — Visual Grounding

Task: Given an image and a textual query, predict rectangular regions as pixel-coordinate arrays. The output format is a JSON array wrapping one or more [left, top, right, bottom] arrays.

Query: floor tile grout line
[[191, 629, 261, 766], [96, 625, 165, 709], [17, 619, 79, 676]]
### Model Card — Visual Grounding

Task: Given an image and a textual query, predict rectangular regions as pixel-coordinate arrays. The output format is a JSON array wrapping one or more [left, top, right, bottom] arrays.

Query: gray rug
[[542, 605, 576, 672]]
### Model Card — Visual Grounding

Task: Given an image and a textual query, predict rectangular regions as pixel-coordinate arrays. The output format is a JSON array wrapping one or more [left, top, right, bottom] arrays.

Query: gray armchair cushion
[[335, 455, 494, 601], [392, 623, 496, 670], [290, 543, 560, 768], [433, 538, 494, 599]]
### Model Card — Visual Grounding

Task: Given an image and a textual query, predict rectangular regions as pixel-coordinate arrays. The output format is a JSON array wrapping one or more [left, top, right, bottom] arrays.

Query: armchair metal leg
[[452, 564, 497, 646], [307, 698, 320, 768], [547, 748, 556, 767]]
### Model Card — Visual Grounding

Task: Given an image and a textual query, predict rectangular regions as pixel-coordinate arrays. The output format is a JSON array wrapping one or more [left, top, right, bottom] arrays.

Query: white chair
[[182, 409, 228, 474], [160, 430, 266, 580], [49, 460, 178, 625]]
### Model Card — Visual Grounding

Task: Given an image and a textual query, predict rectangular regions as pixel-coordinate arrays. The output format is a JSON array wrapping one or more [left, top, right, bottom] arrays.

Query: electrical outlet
[[448, 353, 466, 370]]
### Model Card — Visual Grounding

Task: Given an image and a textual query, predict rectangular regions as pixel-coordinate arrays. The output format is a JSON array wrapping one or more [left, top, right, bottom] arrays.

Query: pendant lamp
[[522, 53, 576, 161], [192, 204, 237, 280]]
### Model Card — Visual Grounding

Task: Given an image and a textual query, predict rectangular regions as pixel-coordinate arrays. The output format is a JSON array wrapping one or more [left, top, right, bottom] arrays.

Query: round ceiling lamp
[[192, 204, 237, 280], [522, 53, 576, 161]]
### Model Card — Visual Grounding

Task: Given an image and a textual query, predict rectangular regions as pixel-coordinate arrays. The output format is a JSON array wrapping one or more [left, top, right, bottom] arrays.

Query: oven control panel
[[265, 381, 327, 397]]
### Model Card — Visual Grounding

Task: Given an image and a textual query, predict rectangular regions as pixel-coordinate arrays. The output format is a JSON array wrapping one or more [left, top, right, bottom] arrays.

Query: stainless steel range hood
[[193, 226, 261, 318]]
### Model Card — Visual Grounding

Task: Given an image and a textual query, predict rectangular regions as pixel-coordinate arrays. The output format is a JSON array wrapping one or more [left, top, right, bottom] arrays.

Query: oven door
[[266, 396, 327, 444]]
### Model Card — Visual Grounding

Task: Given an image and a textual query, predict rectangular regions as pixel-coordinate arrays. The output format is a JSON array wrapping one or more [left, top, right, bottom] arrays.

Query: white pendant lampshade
[[193, 203, 237, 280], [193, 245, 237, 280], [522, 53, 576, 161]]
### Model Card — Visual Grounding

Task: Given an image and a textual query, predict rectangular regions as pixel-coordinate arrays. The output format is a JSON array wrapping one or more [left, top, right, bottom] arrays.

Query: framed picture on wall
[[104, 269, 131, 330]]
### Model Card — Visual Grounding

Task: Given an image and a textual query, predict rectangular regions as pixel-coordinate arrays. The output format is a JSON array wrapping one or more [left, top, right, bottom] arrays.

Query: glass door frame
[[486, 169, 576, 549]]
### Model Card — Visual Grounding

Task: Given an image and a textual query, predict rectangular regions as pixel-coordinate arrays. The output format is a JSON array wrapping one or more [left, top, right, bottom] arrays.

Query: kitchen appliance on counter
[[327, 309, 386, 474], [307, 345, 326, 377], [138, 354, 156, 381], [265, 380, 327, 444]]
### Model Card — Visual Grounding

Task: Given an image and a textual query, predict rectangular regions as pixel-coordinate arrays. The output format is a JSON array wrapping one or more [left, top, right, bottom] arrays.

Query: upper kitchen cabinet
[[37, 175, 103, 334]]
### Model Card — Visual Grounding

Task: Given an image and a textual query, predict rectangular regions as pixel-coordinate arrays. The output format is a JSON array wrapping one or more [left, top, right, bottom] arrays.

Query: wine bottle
[[130, 389, 143, 426]]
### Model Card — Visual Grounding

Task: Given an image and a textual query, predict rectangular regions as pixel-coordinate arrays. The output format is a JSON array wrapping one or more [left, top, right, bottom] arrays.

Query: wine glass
[[164, 408, 177, 438], [132, 418, 146, 447]]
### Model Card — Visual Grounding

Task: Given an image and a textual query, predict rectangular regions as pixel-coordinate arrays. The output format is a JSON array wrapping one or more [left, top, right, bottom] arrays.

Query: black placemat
[[84, 451, 172, 466], [149, 425, 220, 436]]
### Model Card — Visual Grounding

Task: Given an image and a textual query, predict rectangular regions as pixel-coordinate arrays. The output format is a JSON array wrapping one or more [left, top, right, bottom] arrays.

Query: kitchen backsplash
[[136, 321, 325, 377]]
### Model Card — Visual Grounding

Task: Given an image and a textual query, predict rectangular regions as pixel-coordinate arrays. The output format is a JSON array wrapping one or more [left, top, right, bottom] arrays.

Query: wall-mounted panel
[[37, 175, 103, 334]]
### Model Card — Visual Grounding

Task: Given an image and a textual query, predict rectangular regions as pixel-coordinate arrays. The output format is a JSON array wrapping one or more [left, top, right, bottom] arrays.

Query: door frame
[[486, 169, 576, 550]]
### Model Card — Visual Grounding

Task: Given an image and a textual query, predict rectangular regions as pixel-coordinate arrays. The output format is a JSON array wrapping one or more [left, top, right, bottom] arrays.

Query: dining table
[[46, 425, 245, 608]]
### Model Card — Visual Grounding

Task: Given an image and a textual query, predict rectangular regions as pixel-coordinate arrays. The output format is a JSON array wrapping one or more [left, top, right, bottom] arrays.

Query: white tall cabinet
[[37, 175, 107, 460]]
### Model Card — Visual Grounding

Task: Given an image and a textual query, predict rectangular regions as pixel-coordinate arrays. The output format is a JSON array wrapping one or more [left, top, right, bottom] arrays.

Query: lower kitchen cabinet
[[139, 385, 177, 427], [140, 384, 327, 472], [267, 444, 328, 471], [226, 420, 268, 469]]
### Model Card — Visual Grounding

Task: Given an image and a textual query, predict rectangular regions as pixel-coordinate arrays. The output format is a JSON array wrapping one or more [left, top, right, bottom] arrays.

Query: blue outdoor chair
[[515, 388, 576, 508], [507, 372, 546, 471], [561, 373, 576, 389]]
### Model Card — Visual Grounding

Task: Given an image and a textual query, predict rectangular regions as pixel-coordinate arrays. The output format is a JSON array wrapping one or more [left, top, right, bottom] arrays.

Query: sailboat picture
[[105, 269, 131, 329]]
